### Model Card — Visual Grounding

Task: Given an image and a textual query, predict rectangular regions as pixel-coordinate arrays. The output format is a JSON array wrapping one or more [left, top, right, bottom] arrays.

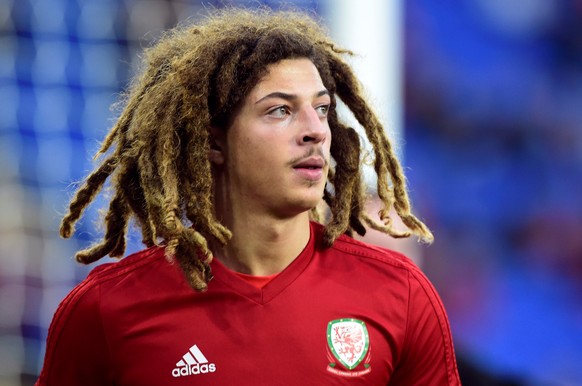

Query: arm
[[388, 268, 461, 385], [36, 277, 112, 386]]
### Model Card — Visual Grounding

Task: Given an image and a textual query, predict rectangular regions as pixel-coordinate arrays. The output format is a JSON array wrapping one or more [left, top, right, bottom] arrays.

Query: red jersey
[[37, 222, 460, 385]]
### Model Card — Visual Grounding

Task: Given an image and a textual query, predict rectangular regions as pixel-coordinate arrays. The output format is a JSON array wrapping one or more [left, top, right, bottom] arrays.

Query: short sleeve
[[36, 277, 112, 386], [388, 269, 461, 385]]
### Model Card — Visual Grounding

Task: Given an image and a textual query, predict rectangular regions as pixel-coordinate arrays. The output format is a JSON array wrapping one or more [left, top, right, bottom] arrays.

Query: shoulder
[[332, 233, 415, 269], [312, 222, 447, 311], [45, 245, 183, 345], [86, 245, 168, 281], [312, 222, 419, 274], [38, 248, 169, 385], [308, 222, 435, 300], [330, 232, 445, 307], [57, 246, 178, 314]]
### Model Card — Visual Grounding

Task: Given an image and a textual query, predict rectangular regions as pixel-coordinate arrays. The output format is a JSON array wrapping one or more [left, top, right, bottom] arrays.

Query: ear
[[208, 127, 225, 165]]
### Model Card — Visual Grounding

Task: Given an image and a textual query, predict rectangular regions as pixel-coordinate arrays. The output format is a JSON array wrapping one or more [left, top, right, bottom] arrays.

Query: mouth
[[292, 157, 326, 182], [292, 157, 325, 170], [295, 165, 322, 170]]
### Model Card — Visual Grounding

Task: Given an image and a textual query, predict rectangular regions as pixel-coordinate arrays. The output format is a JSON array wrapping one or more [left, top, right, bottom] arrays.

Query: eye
[[267, 106, 290, 118], [315, 104, 330, 118]]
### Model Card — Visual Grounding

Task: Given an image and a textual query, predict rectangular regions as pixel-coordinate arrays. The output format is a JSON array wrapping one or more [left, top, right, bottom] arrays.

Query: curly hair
[[60, 7, 433, 291]]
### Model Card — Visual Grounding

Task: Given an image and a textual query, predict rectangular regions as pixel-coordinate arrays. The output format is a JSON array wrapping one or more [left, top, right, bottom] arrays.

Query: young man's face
[[212, 58, 332, 218]]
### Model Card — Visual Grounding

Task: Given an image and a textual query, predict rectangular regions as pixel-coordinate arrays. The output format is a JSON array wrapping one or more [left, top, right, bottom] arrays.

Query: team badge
[[326, 318, 371, 377]]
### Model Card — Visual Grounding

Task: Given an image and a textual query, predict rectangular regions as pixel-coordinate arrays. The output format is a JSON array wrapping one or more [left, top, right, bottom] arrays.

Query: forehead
[[249, 58, 326, 101]]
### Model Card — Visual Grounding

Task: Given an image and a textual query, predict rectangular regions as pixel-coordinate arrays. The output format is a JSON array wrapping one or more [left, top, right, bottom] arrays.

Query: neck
[[211, 179, 312, 275], [214, 212, 312, 276]]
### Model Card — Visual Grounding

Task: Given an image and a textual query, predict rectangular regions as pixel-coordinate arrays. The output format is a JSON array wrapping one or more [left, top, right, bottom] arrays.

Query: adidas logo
[[171, 344, 217, 377]]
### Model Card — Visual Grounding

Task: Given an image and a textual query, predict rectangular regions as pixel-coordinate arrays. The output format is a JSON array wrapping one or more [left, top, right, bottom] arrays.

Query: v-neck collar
[[209, 222, 318, 305]]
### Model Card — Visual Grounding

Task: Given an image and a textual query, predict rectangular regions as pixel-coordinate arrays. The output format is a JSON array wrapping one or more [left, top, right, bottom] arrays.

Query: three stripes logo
[[171, 344, 217, 378]]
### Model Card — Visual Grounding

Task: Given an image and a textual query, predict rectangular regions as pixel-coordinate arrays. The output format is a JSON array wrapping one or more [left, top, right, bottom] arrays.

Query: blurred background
[[1, 0, 581, 385]]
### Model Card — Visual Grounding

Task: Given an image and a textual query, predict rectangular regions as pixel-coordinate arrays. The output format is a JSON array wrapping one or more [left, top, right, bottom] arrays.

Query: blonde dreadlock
[[60, 7, 433, 292]]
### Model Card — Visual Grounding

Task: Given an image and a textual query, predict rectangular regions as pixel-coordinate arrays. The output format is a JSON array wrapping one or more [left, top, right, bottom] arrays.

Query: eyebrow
[[255, 90, 330, 104]]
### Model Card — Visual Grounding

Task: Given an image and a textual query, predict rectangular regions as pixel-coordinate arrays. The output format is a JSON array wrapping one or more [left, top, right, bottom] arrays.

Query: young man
[[37, 8, 460, 385]]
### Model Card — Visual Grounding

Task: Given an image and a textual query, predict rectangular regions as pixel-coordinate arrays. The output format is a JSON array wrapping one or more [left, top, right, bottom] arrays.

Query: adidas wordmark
[[172, 344, 217, 377]]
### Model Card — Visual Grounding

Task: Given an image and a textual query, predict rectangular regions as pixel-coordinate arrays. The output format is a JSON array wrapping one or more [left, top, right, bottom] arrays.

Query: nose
[[297, 106, 328, 145]]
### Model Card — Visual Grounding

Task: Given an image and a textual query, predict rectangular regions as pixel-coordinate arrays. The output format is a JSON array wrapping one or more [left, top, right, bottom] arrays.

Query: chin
[[300, 197, 325, 214], [278, 197, 321, 217]]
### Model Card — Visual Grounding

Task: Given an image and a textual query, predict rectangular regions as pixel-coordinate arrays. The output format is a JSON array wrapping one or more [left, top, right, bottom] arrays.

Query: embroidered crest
[[326, 318, 371, 377]]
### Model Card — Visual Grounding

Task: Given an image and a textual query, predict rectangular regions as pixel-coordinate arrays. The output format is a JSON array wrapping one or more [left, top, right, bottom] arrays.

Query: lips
[[293, 157, 325, 169], [292, 156, 326, 182]]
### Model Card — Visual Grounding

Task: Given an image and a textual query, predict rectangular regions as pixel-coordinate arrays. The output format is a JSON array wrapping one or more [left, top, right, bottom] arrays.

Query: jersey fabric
[[37, 222, 460, 385]]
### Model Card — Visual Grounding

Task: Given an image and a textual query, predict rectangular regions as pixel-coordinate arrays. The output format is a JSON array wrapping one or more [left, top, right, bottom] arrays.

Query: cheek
[[229, 136, 274, 172], [226, 120, 290, 173]]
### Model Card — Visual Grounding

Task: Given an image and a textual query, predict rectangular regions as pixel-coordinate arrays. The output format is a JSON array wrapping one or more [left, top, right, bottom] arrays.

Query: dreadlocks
[[60, 7, 433, 291]]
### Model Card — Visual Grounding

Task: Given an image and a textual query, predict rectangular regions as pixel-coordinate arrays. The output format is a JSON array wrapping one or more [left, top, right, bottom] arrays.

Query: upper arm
[[389, 270, 461, 385], [36, 279, 112, 386]]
